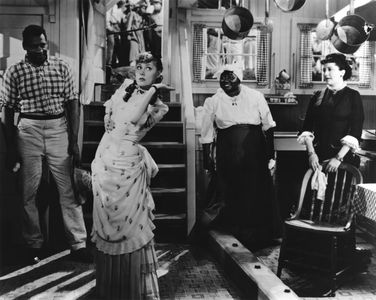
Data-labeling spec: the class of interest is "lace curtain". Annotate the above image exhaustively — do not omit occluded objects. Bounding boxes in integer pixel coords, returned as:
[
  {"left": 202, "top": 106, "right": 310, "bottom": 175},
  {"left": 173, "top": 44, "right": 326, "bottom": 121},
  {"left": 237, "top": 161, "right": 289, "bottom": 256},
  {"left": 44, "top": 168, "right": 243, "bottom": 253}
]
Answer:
[
  {"left": 256, "top": 26, "right": 271, "bottom": 87},
  {"left": 193, "top": 23, "right": 206, "bottom": 82},
  {"left": 357, "top": 41, "right": 372, "bottom": 88},
  {"left": 298, "top": 24, "right": 374, "bottom": 88},
  {"left": 192, "top": 23, "right": 271, "bottom": 86},
  {"left": 298, "top": 24, "right": 315, "bottom": 88}
]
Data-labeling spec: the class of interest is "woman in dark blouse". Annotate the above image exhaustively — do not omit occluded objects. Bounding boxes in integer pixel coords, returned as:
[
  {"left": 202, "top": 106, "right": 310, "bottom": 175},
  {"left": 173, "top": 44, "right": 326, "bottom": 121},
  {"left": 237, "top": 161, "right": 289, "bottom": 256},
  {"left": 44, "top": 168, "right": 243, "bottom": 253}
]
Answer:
[{"left": 298, "top": 53, "right": 364, "bottom": 172}]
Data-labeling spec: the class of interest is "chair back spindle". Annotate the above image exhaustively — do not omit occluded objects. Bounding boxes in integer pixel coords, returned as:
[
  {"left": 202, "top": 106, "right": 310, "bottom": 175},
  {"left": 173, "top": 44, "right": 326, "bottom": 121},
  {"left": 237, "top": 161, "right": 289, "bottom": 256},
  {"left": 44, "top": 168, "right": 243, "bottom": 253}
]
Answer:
[
  {"left": 333, "top": 171, "right": 347, "bottom": 222},
  {"left": 327, "top": 172, "right": 339, "bottom": 222},
  {"left": 294, "top": 161, "right": 362, "bottom": 227}
]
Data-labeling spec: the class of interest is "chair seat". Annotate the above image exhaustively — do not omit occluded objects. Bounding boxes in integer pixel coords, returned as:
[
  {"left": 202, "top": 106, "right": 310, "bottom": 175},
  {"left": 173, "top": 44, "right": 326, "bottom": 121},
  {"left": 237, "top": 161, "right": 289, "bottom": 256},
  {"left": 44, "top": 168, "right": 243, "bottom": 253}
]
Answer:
[
  {"left": 285, "top": 219, "right": 350, "bottom": 234},
  {"left": 278, "top": 162, "right": 363, "bottom": 296}
]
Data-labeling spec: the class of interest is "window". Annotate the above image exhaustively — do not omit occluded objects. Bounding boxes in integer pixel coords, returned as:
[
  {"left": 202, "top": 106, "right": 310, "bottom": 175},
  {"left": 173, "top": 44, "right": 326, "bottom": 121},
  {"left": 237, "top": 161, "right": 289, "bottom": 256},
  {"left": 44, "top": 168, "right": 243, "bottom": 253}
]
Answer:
[
  {"left": 298, "top": 23, "right": 374, "bottom": 88},
  {"left": 192, "top": 23, "right": 271, "bottom": 87},
  {"left": 197, "top": 0, "right": 237, "bottom": 9}
]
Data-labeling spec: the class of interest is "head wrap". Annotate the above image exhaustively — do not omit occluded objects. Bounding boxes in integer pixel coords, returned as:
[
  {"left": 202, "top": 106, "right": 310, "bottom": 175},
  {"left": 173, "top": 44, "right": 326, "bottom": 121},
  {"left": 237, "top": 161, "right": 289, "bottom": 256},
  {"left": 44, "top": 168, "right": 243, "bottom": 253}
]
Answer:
[{"left": 214, "top": 64, "right": 243, "bottom": 81}]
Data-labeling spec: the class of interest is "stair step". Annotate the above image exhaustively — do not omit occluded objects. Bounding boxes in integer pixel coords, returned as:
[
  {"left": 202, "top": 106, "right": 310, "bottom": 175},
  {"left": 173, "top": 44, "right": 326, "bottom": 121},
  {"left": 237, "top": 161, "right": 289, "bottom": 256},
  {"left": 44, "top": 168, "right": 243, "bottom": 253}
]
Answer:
[
  {"left": 151, "top": 166, "right": 186, "bottom": 188},
  {"left": 82, "top": 141, "right": 185, "bottom": 147},
  {"left": 87, "top": 101, "right": 181, "bottom": 107},
  {"left": 155, "top": 213, "right": 186, "bottom": 220},
  {"left": 83, "top": 122, "right": 183, "bottom": 143},
  {"left": 81, "top": 162, "right": 185, "bottom": 170},
  {"left": 95, "top": 84, "right": 173, "bottom": 102},
  {"left": 141, "top": 142, "right": 185, "bottom": 148},
  {"left": 151, "top": 187, "right": 186, "bottom": 194},
  {"left": 84, "top": 213, "right": 186, "bottom": 222},
  {"left": 84, "top": 101, "right": 181, "bottom": 122},
  {"left": 81, "top": 141, "right": 185, "bottom": 165},
  {"left": 157, "top": 164, "right": 185, "bottom": 169},
  {"left": 84, "top": 120, "right": 183, "bottom": 127}
]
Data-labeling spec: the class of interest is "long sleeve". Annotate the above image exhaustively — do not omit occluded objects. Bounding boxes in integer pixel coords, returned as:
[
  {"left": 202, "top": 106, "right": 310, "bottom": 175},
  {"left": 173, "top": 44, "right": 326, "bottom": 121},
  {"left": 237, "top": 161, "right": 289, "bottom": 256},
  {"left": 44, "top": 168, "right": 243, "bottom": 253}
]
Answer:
[
  {"left": 257, "top": 95, "right": 276, "bottom": 131},
  {"left": 302, "top": 93, "right": 319, "bottom": 133},
  {"left": 348, "top": 90, "right": 364, "bottom": 140},
  {"left": 63, "top": 61, "right": 78, "bottom": 102},
  {"left": 199, "top": 96, "right": 215, "bottom": 144},
  {"left": 140, "top": 99, "right": 169, "bottom": 129}
]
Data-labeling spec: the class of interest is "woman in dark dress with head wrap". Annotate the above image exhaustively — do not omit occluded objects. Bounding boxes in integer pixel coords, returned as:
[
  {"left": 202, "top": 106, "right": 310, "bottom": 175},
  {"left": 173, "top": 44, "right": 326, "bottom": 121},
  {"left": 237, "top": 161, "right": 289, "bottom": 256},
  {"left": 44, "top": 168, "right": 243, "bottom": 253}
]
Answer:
[{"left": 200, "top": 65, "right": 281, "bottom": 249}]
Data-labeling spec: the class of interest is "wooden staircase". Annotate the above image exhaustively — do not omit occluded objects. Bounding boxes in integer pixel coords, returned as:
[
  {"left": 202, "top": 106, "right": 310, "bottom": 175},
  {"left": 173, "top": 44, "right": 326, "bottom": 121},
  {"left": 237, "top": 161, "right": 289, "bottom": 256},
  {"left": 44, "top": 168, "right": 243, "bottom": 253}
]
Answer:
[{"left": 81, "top": 96, "right": 188, "bottom": 242}]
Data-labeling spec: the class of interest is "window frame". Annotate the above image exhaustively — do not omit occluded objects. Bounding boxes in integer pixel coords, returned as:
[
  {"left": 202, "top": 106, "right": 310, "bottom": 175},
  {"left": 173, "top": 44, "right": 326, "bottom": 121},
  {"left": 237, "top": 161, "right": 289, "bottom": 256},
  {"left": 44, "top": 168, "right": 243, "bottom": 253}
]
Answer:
[
  {"left": 291, "top": 17, "right": 376, "bottom": 95},
  {"left": 187, "top": 8, "right": 272, "bottom": 94}
]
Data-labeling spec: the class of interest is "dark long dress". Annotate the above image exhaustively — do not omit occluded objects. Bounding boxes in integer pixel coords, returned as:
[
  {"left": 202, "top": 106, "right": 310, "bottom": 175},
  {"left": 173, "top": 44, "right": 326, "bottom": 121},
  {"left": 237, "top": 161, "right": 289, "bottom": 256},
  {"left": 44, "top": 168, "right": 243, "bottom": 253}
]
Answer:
[
  {"left": 215, "top": 124, "right": 281, "bottom": 245},
  {"left": 302, "top": 86, "right": 364, "bottom": 166}
]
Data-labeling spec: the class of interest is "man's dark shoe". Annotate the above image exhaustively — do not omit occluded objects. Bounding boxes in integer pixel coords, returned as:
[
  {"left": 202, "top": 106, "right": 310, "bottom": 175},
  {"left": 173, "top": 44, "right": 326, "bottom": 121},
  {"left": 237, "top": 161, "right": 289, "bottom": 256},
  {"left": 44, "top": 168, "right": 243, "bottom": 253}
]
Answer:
[{"left": 70, "top": 248, "right": 93, "bottom": 263}]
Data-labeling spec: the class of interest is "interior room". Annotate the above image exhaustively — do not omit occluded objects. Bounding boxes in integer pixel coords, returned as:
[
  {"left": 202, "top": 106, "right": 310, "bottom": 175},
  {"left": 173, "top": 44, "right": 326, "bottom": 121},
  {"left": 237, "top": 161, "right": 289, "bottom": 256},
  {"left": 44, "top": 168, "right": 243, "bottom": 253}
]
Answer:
[{"left": 1, "top": 0, "right": 376, "bottom": 299}]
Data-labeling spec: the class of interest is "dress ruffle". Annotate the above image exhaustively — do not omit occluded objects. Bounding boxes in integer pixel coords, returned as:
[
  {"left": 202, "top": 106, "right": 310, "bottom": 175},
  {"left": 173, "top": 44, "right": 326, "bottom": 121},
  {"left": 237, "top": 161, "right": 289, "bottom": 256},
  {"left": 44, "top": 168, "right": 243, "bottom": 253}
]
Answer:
[
  {"left": 341, "top": 135, "right": 360, "bottom": 152},
  {"left": 297, "top": 131, "right": 315, "bottom": 145}
]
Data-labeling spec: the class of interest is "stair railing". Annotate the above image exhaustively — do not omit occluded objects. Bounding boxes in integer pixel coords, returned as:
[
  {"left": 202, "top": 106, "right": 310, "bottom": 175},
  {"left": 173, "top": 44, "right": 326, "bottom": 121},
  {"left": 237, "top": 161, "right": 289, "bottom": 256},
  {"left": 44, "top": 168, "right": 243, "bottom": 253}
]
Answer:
[{"left": 178, "top": 20, "right": 196, "bottom": 235}]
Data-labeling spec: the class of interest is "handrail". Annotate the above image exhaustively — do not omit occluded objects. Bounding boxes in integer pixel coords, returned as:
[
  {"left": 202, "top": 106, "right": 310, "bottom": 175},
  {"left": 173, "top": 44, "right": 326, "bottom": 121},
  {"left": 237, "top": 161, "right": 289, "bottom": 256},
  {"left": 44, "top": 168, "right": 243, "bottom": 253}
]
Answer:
[
  {"left": 178, "top": 20, "right": 196, "bottom": 235},
  {"left": 178, "top": 21, "right": 196, "bottom": 130}
]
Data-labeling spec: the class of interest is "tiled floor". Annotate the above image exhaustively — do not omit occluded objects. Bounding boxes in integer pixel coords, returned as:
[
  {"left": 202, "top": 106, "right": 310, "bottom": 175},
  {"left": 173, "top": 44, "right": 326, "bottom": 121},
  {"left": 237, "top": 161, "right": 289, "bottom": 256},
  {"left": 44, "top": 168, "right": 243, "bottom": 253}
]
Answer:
[
  {"left": 157, "top": 244, "right": 245, "bottom": 299},
  {"left": 0, "top": 244, "right": 244, "bottom": 300},
  {"left": 0, "top": 233, "right": 375, "bottom": 299},
  {"left": 254, "top": 231, "right": 376, "bottom": 299}
]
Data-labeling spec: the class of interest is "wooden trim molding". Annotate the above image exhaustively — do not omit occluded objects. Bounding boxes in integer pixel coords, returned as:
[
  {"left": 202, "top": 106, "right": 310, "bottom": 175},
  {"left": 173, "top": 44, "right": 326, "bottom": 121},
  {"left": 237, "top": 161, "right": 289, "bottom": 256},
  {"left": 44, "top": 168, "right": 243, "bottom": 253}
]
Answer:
[
  {"left": 0, "top": 6, "right": 48, "bottom": 15},
  {"left": 48, "top": 0, "right": 56, "bottom": 23}
]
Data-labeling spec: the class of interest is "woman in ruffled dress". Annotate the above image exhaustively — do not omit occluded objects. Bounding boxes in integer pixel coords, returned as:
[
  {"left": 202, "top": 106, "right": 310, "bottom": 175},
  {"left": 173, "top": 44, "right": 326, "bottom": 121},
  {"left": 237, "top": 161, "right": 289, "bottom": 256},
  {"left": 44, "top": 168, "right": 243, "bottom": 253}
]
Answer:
[
  {"left": 298, "top": 53, "right": 364, "bottom": 171},
  {"left": 91, "top": 52, "right": 173, "bottom": 299}
]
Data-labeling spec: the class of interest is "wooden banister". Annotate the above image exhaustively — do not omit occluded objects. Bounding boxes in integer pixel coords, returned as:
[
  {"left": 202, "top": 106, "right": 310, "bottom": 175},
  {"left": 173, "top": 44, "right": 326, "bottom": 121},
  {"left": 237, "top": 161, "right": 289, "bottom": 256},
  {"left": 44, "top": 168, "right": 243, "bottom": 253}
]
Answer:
[{"left": 178, "top": 20, "right": 196, "bottom": 235}]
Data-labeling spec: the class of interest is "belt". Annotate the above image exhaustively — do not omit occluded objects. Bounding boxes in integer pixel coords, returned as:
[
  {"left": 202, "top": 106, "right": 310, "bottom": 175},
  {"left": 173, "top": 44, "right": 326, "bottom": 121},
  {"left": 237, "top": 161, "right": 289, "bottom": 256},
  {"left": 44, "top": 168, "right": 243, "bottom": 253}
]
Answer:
[{"left": 19, "top": 112, "right": 65, "bottom": 120}]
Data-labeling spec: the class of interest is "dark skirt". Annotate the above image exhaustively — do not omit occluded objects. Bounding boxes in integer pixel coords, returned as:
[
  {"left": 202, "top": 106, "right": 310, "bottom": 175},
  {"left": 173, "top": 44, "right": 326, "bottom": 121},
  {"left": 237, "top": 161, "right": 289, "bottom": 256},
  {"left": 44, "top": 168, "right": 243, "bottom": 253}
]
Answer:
[
  {"left": 95, "top": 242, "right": 159, "bottom": 300},
  {"left": 215, "top": 124, "right": 281, "bottom": 242}
]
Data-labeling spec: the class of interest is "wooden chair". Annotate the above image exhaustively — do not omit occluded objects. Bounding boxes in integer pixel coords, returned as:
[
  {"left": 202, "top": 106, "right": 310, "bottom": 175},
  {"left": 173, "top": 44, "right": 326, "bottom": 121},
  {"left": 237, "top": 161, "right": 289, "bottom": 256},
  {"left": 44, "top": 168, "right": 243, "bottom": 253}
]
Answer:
[{"left": 277, "top": 161, "right": 363, "bottom": 296}]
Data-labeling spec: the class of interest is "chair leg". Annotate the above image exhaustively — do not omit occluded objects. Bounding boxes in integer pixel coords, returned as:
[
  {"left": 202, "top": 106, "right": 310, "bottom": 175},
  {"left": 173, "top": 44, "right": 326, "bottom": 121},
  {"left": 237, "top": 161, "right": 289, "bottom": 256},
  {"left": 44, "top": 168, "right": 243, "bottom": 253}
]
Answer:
[
  {"left": 277, "top": 237, "right": 287, "bottom": 277},
  {"left": 277, "top": 262, "right": 283, "bottom": 277},
  {"left": 330, "top": 236, "right": 338, "bottom": 297}
]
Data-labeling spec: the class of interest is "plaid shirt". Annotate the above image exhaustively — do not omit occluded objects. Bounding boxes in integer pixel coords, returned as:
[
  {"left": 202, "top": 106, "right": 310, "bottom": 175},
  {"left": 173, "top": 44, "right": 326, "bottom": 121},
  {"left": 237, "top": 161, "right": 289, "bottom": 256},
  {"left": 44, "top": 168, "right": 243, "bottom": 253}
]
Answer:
[{"left": 0, "top": 56, "right": 78, "bottom": 114}]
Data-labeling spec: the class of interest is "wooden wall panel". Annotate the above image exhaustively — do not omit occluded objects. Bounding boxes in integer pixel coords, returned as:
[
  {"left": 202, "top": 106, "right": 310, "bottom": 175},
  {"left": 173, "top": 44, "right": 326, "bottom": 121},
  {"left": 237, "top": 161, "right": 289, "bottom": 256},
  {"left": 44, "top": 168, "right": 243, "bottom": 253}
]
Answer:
[
  {"left": 0, "top": 0, "right": 48, "bottom": 5},
  {"left": 194, "top": 92, "right": 376, "bottom": 130}
]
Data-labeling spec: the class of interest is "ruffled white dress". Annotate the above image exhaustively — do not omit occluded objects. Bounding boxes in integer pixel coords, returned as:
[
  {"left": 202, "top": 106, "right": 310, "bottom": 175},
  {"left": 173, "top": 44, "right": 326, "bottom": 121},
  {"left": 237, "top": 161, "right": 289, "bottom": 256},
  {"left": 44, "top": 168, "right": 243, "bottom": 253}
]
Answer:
[{"left": 91, "top": 79, "right": 168, "bottom": 300}]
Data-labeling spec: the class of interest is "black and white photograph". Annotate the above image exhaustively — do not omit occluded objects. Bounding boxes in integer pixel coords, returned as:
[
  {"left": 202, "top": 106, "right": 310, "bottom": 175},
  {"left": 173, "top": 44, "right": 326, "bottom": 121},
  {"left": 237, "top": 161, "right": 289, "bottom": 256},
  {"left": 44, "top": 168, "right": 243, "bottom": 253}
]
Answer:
[{"left": 1, "top": 0, "right": 376, "bottom": 299}]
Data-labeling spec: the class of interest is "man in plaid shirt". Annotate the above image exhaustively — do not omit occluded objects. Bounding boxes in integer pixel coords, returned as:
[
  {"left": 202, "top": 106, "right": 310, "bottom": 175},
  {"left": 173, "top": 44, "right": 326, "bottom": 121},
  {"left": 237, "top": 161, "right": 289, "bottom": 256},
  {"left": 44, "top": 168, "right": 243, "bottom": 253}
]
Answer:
[{"left": 0, "top": 25, "right": 92, "bottom": 264}]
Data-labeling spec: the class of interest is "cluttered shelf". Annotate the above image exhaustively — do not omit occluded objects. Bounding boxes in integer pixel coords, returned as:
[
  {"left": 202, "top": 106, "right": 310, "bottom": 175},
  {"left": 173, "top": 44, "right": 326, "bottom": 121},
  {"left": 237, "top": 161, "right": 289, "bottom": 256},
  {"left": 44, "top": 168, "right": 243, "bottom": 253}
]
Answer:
[{"left": 265, "top": 94, "right": 298, "bottom": 105}]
